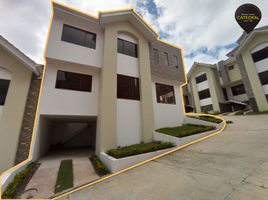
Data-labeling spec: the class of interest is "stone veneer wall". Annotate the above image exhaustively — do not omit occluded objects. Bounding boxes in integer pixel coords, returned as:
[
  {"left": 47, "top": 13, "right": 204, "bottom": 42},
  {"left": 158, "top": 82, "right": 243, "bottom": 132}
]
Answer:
[{"left": 14, "top": 73, "right": 42, "bottom": 164}]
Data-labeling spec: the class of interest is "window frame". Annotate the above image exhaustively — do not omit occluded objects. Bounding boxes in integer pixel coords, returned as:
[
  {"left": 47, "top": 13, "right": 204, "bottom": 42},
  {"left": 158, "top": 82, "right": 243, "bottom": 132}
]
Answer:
[
  {"left": 231, "top": 84, "right": 246, "bottom": 96},
  {"left": 198, "top": 88, "right": 211, "bottom": 100},
  {"left": 55, "top": 70, "right": 93, "bottom": 93},
  {"left": 117, "top": 74, "right": 140, "bottom": 101},
  {"left": 155, "top": 83, "right": 176, "bottom": 105},
  {"left": 228, "top": 65, "right": 234, "bottom": 70},
  {"left": 0, "top": 79, "right": 11, "bottom": 106},
  {"left": 61, "top": 24, "right": 97, "bottom": 49},
  {"left": 252, "top": 46, "right": 268, "bottom": 63},
  {"left": 117, "top": 38, "right": 138, "bottom": 58},
  {"left": 173, "top": 55, "right": 178, "bottom": 68},
  {"left": 153, "top": 48, "right": 159, "bottom": 64},
  {"left": 164, "top": 52, "right": 169, "bottom": 66},
  {"left": 195, "top": 73, "right": 207, "bottom": 84}
]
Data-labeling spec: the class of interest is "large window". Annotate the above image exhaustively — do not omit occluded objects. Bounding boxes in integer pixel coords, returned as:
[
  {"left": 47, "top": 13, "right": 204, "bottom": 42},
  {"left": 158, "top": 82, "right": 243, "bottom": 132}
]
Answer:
[
  {"left": 0, "top": 79, "right": 10, "bottom": 105},
  {"left": 117, "top": 38, "right": 138, "bottom": 58},
  {"left": 252, "top": 46, "right": 268, "bottom": 63},
  {"left": 231, "top": 84, "right": 246, "bottom": 96},
  {"left": 228, "top": 65, "right": 234, "bottom": 70},
  {"left": 155, "top": 83, "right": 176, "bottom": 104},
  {"left": 117, "top": 74, "right": 140, "bottom": 100},
  {"left": 258, "top": 70, "right": 268, "bottom": 85},
  {"left": 61, "top": 24, "right": 96, "bottom": 49},
  {"left": 173, "top": 55, "right": 178, "bottom": 68},
  {"left": 164, "top": 52, "right": 169, "bottom": 66},
  {"left": 195, "top": 73, "right": 207, "bottom": 84},
  {"left": 198, "top": 88, "right": 210, "bottom": 100},
  {"left": 55, "top": 70, "right": 92, "bottom": 92}
]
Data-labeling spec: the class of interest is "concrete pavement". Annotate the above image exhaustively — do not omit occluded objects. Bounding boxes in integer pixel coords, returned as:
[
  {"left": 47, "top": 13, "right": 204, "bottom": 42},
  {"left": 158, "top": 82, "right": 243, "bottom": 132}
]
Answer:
[{"left": 58, "top": 115, "right": 268, "bottom": 200}]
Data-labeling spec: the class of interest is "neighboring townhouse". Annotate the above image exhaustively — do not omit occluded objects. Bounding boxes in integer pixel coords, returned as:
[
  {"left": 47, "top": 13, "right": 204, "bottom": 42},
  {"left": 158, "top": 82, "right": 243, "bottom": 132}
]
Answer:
[
  {"left": 0, "top": 36, "right": 42, "bottom": 173},
  {"left": 29, "top": 2, "right": 186, "bottom": 162},
  {"left": 184, "top": 26, "right": 268, "bottom": 113}
]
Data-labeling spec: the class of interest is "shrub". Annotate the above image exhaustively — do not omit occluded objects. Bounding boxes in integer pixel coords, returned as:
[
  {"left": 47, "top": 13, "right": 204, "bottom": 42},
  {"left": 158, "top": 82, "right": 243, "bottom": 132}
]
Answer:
[
  {"left": 89, "top": 155, "right": 110, "bottom": 176},
  {"left": 107, "top": 141, "right": 174, "bottom": 159},
  {"left": 156, "top": 124, "right": 215, "bottom": 138},
  {"left": 54, "top": 159, "right": 73, "bottom": 193},
  {"left": 2, "top": 164, "right": 33, "bottom": 199}
]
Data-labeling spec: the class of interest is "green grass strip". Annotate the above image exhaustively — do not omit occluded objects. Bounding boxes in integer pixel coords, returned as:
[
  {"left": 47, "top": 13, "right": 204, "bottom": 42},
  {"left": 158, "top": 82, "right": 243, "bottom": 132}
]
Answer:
[
  {"left": 156, "top": 124, "right": 215, "bottom": 138},
  {"left": 89, "top": 155, "right": 110, "bottom": 176},
  {"left": 107, "top": 141, "right": 174, "bottom": 159},
  {"left": 54, "top": 159, "right": 73, "bottom": 194}
]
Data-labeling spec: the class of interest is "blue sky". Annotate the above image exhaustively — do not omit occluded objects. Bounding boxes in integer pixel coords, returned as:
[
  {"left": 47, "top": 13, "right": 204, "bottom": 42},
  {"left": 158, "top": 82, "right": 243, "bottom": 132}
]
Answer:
[{"left": 0, "top": 0, "right": 267, "bottom": 71}]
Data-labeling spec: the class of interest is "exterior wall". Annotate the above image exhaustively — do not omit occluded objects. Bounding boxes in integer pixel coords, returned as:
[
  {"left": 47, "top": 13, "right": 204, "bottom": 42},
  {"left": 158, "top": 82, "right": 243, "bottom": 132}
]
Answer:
[
  {"left": 152, "top": 77, "right": 184, "bottom": 129},
  {"left": 225, "top": 83, "right": 249, "bottom": 102},
  {"left": 38, "top": 59, "right": 100, "bottom": 116},
  {"left": 227, "top": 63, "right": 242, "bottom": 83},
  {"left": 116, "top": 32, "right": 142, "bottom": 147},
  {"left": 149, "top": 41, "right": 185, "bottom": 82},
  {"left": 240, "top": 34, "right": 268, "bottom": 111},
  {"left": 96, "top": 21, "right": 155, "bottom": 154},
  {"left": 15, "top": 74, "right": 42, "bottom": 164},
  {"left": 190, "top": 65, "right": 221, "bottom": 113},
  {"left": 0, "top": 46, "right": 32, "bottom": 173},
  {"left": 46, "top": 12, "right": 103, "bottom": 68}
]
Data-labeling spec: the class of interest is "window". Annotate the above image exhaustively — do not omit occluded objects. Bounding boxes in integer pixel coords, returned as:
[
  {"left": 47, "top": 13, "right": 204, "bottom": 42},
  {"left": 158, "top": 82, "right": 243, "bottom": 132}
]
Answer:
[
  {"left": 258, "top": 70, "right": 268, "bottom": 85},
  {"left": 222, "top": 88, "right": 228, "bottom": 101},
  {"left": 231, "top": 84, "right": 246, "bottom": 96},
  {"left": 195, "top": 73, "right": 207, "bottom": 84},
  {"left": 55, "top": 70, "right": 92, "bottom": 92},
  {"left": 61, "top": 24, "right": 96, "bottom": 49},
  {"left": 0, "top": 79, "right": 10, "bottom": 105},
  {"left": 153, "top": 48, "right": 159, "bottom": 64},
  {"left": 164, "top": 52, "right": 169, "bottom": 66},
  {"left": 201, "top": 104, "right": 213, "bottom": 112},
  {"left": 228, "top": 65, "right": 234, "bottom": 70},
  {"left": 198, "top": 88, "right": 211, "bottom": 100},
  {"left": 252, "top": 47, "right": 268, "bottom": 63},
  {"left": 117, "top": 74, "right": 140, "bottom": 100},
  {"left": 117, "top": 38, "right": 138, "bottom": 58},
  {"left": 173, "top": 55, "right": 178, "bottom": 68},
  {"left": 155, "top": 83, "right": 176, "bottom": 104}
]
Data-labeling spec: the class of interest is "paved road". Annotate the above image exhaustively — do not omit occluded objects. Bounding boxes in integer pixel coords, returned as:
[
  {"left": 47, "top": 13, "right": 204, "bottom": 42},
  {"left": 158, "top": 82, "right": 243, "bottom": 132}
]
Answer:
[{"left": 59, "top": 115, "right": 268, "bottom": 200}]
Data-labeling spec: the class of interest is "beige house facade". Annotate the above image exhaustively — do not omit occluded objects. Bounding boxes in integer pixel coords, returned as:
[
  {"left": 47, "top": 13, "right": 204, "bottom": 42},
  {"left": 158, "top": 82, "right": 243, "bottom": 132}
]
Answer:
[{"left": 185, "top": 26, "right": 268, "bottom": 113}]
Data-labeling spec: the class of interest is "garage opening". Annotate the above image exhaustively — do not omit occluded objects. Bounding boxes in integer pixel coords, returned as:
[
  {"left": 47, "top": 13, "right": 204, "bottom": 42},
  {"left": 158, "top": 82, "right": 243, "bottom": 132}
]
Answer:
[{"left": 36, "top": 115, "right": 97, "bottom": 159}]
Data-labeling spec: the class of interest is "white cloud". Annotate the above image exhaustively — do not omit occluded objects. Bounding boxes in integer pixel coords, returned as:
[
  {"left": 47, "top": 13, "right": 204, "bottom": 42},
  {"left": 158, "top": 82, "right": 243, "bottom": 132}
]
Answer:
[{"left": 0, "top": 0, "right": 267, "bottom": 71}]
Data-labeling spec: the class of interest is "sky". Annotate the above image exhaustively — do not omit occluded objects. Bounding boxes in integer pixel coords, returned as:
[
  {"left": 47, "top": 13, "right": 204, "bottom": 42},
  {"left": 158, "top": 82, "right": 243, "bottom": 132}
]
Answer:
[{"left": 0, "top": 0, "right": 267, "bottom": 72}]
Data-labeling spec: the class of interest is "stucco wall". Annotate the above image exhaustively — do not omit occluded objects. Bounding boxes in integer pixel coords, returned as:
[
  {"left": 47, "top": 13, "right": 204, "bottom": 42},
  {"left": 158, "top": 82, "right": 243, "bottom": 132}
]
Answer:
[
  {"left": 0, "top": 46, "right": 32, "bottom": 173},
  {"left": 0, "top": 67, "right": 12, "bottom": 120},
  {"left": 240, "top": 34, "right": 268, "bottom": 111},
  {"left": 227, "top": 63, "right": 242, "bottom": 83}
]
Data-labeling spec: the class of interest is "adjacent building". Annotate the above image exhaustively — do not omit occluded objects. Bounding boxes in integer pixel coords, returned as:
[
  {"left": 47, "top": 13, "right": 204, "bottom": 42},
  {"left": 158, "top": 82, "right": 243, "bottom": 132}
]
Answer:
[
  {"left": 185, "top": 26, "right": 268, "bottom": 113},
  {"left": 28, "top": 2, "right": 186, "bottom": 161},
  {"left": 0, "top": 36, "right": 42, "bottom": 173}
]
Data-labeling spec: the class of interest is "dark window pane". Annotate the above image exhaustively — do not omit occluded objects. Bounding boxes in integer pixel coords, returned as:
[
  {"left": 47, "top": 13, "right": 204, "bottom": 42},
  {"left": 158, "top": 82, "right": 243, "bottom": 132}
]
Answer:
[
  {"left": 252, "top": 47, "right": 268, "bottom": 63},
  {"left": 201, "top": 104, "right": 213, "bottom": 112},
  {"left": 164, "top": 52, "right": 169, "bottom": 66},
  {"left": 173, "top": 55, "right": 178, "bottom": 68},
  {"left": 155, "top": 83, "right": 176, "bottom": 104},
  {"left": 61, "top": 24, "right": 96, "bottom": 49},
  {"left": 258, "top": 70, "right": 268, "bottom": 85},
  {"left": 231, "top": 84, "right": 246, "bottom": 96},
  {"left": 0, "top": 79, "right": 10, "bottom": 105},
  {"left": 195, "top": 73, "right": 207, "bottom": 84},
  {"left": 117, "top": 38, "right": 137, "bottom": 58},
  {"left": 55, "top": 70, "right": 92, "bottom": 92},
  {"left": 153, "top": 48, "right": 159, "bottom": 64},
  {"left": 198, "top": 88, "right": 211, "bottom": 100},
  {"left": 117, "top": 74, "right": 140, "bottom": 100},
  {"left": 228, "top": 65, "right": 234, "bottom": 70},
  {"left": 222, "top": 88, "right": 228, "bottom": 100}
]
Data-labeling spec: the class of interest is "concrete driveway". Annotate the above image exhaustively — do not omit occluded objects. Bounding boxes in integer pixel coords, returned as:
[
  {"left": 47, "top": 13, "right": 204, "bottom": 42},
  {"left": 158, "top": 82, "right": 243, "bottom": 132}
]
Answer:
[{"left": 58, "top": 115, "right": 268, "bottom": 200}]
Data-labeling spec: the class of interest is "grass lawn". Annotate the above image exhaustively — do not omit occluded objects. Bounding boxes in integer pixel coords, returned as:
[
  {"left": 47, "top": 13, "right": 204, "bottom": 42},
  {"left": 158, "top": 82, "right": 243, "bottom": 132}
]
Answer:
[
  {"left": 189, "top": 115, "right": 223, "bottom": 124},
  {"left": 246, "top": 110, "right": 268, "bottom": 115},
  {"left": 156, "top": 124, "right": 215, "bottom": 138},
  {"left": 89, "top": 155, "right": 110, "bottom": 176},
  {"left": 107, "top": 141, "right": 174, "bottom": 159},
  {"left": 54, "top": 159, "right": 73, "bottom": 194}
]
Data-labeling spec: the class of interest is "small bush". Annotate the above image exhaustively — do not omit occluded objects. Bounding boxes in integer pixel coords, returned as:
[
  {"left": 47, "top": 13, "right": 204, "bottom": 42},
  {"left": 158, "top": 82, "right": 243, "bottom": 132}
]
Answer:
[
  {"left": 189, "top": 115, "right": 222, "bottom": 124},
  {"left": 89, "top": 155, "right": 110, "bottom": 176},
  {"left": 54, "top": 159, "right": 73, "bottom": 193},
  {"left": 107, "top": 141, "right": 174, "bottom": 159},
  {"left": 2, "top": 164, "right": 33, "bottom": 199},
  {"left": 156, "top": 124, "right": 215, "bottom": 138}
]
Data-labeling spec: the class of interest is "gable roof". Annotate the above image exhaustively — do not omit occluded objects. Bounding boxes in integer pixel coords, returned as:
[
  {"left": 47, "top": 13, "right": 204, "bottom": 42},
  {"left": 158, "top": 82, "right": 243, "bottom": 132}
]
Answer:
[
  {"left": 0, "top": 36, "right": 39, "bottom": 75},
  {"left": 187, "top": 62, "right": 215, "bottom": 78}
]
